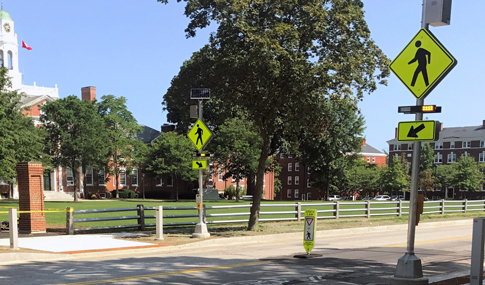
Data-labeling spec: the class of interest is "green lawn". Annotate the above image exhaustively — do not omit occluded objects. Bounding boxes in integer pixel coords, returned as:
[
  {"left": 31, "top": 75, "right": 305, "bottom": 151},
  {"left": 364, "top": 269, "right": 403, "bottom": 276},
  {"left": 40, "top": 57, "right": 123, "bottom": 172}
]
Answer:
[{"left": 0, "top": 199, "right": 483, "bottom": 232}]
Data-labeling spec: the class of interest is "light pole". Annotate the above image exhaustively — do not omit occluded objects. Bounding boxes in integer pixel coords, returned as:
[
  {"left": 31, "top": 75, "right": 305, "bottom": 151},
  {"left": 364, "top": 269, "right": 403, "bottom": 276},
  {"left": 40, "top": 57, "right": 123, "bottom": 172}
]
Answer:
[{"left": 142, "top": 173, "right": 145, "bottom": 200}]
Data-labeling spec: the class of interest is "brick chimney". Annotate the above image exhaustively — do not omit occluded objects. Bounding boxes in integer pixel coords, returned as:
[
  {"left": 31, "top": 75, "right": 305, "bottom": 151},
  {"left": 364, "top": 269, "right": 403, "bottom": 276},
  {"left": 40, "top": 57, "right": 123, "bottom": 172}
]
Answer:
[
  {"left": 161, "top": 124, "right": 175, "bottom": 133},
  {"left": 395, "top": 127, "right": 398, "bottom": 139},
  {"left": 441, "top": 123, "right": 444, "bottom": 131},
  {"left": 482, "top": 120, "right": 485, "bottom": 129},
  {"left": 81, "top": 86, "right": 96, "bottom": 101}
]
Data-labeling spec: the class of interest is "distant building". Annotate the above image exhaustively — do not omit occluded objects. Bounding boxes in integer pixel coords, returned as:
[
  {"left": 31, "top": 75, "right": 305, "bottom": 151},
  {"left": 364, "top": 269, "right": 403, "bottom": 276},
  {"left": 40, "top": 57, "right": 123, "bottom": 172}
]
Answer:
[{"left": 387, "top": 120, "right": 485, "bottom": 200}]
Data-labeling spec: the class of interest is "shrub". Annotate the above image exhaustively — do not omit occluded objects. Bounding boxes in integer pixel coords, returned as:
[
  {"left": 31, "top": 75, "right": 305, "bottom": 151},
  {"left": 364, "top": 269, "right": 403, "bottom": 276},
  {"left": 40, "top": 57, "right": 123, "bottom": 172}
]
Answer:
[
  {"left": 118, "top": 189, "right": 136, "bottom": 199},
  {"left": 224, "top": 185, "right": 246, "bottom": 200}
]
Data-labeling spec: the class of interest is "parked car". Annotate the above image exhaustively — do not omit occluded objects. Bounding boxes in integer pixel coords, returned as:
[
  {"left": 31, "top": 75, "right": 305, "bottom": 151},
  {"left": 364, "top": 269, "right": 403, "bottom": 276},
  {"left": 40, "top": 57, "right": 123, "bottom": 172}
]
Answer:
[
  {"left": 340, "top": 196, "right": 351, "bottom": 201},
  {"left": 391, "top": 195, "right": 404, "bottom": 201},
  {"left": 328, "top": 195, "right": 341, "bottom": 201},
  {"left": 373, "top": 195, "right": 391, "bottom": 201}
]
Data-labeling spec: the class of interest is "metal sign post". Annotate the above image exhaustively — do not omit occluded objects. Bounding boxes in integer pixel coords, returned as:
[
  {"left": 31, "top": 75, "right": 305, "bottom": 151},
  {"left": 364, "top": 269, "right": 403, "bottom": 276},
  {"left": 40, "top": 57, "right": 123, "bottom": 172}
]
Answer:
[{"left": 191, "top": 92, "right": 211, "bottom": 238}]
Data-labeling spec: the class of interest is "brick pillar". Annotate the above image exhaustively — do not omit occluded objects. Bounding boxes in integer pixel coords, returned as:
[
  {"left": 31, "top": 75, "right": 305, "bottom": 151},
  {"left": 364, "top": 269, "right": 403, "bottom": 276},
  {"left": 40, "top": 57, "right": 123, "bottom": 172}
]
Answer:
[
  {"left": 16, "top": 162, "right": 46, "bottom": 234},
  {"left": 81, "top": 86, "right": 96, "bottom": 101}
]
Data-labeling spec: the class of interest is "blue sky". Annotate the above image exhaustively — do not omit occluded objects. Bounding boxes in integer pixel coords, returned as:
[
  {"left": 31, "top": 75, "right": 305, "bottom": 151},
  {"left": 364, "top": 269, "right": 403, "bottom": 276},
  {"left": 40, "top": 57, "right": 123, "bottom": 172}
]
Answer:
[{"left": 10, "top": 1, "right": 482, "bottom": 153}]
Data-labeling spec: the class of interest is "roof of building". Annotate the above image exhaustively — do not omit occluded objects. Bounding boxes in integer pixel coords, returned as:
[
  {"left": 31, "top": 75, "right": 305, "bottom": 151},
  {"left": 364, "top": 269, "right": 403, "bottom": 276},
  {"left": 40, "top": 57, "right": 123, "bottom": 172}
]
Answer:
[
  {"left": 360, "top": 143, "right": 386, "bottom": 157},
  {"left": 387, "top": 124, "right": 485, "bottom": 144},
  {"left": 0, "top": 10, "right": 11, "bottom": 20},
  {"left": 137, "top": 125, "right": 161, "bottom": 144},
  {"left": 20, "top": 95, "right": 56, "bottom": 108}
]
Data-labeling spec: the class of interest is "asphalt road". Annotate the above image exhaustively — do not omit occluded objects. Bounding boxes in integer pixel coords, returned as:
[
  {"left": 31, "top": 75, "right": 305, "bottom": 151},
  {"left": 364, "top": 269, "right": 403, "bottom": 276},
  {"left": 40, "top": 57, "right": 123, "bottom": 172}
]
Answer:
[{"left": 0, "top": 221, "right": 474, "bottom": 285}]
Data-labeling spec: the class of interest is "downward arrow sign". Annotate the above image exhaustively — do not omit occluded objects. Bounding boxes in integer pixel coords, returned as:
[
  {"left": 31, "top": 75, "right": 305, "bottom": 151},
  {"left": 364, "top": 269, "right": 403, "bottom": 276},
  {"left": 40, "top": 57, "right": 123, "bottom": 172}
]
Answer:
[{"left": 407, "top": 124, "right": 425, "bottom": 138}]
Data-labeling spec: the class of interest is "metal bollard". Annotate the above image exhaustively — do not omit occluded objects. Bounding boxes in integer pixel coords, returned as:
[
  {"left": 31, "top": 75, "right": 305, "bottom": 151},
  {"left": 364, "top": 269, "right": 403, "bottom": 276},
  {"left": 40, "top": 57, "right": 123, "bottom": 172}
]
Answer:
[
  {"left": 9, "top": 208, "right": 18, "bottom": 250},
  {"left": 470, "top": 218, "right": 485, "bottom": 285},
  {"left": 155, "top": 206, "right": 163, "bottom": 240}
]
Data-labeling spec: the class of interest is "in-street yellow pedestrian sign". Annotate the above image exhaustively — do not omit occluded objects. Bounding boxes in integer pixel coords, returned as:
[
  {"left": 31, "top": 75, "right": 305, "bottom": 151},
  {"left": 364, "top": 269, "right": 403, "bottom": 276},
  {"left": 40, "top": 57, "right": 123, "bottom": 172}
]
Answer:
[
  {"left": 398, "top": 120, "right": 440, "bottom": 142},
  {"left": 303, "top": 209, "right": 317, "bottom": 254},
  {"left": 390, "top": 29, "right": 457, "bottom": 100},
  {"left": 188, "top": 119, "right": 212, "bottom": 151},
  {"left": 192, "top": 160, "right": 207, "bottom": 170}
]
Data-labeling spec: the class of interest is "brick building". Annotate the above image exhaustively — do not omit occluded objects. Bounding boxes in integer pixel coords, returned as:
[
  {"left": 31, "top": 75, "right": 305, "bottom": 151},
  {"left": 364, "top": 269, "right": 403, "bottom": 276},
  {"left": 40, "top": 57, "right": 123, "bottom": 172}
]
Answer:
[{"left": 387, "top": 120, "right": 485, "bottom": 200}]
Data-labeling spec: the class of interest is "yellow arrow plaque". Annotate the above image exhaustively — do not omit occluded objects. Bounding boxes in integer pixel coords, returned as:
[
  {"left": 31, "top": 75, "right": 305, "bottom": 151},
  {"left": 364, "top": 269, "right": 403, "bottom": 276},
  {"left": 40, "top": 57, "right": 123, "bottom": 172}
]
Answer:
[
  {"left": 398, "top": 120, "right": 440, "bottom": 142},
  {"left": 390, "top": 29, "right": 457, "bottom": 100},
  {"left": 187, "top": 119, "right": 212, "bottom": 151},
  {"left": 192, "top": 160, "right": 207, "bottom": 170}
]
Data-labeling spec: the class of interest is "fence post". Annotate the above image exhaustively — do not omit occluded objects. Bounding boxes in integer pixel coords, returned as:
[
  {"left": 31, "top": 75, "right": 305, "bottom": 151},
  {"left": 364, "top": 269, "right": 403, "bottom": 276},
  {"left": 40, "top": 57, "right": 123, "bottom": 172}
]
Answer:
[
  {"left": 137, "top": 204, "right": 145, "bottom": 231},
  {"left": 398, "top": 200, "right": 402, "bottom": 217},
  {"left": 441, "top": 199, "right": 445, "bottom": 215},
  {"left": 66, "top": 207, "right": 74, "bottom": 235},
  {"left": 464, "top": 199, "right": 468, "bottom": 213},
  {"left": 203, "top": 204, "right": 207, "bottom": 223},
  {"left": 295, "top": 202, "right": 301, "bottom": 221},
  {"left": 155, "top": 205, "right": 163, "bottom": 240},
  {"left": 9, "top": 208, "right": 18, "bottom": 250},
  {"left": 333, "top": 201, "right": 339, "bottom": 219},
  {"left": 366, "top": 200, "right": 371, "bottom": 218}
]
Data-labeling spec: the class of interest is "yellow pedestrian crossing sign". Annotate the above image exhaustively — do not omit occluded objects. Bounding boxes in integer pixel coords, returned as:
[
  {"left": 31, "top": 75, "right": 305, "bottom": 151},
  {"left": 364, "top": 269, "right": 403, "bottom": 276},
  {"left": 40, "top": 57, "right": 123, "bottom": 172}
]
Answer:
[
  {"left": 390, "top": 28, "right": 457, "bottom": 100},
  {"left": 303, "top": 209, "right": 317, "bottom": 254},
  {"left": 188, "top": 119, "right": 212, "bottom": 151},
  {"left": 192, "top": 160, "right": 207, "bottom": 170},
  {"left": 397, "top": 120, "right": 440, "bottom": 142}
]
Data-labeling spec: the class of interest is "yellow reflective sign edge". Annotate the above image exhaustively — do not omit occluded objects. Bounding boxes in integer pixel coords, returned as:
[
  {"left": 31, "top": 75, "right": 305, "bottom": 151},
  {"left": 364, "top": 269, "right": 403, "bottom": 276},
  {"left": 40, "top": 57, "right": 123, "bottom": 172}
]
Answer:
[
  {"left": 397, "top": 120, "right": 440, "bottom": 142},
  {"left": 390, "top": 28, "right": 457, "bottom": 100},
  {"left": 187, "top": 119, "right": 213, "bottom": 151},
  {"left": 303, "top": 209, "right": 317, "bottom": 254},
  {"left": 192, "top": 160, "right": 207, "bottom": 169}
]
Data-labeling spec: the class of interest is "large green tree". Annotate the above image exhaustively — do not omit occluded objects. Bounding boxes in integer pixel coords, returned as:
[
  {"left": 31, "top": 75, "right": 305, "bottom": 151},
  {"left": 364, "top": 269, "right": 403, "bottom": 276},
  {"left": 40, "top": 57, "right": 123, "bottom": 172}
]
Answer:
[
  {"left": 345, "top": 159, "right": 381, "bottom": 197},
  {"left": 41, "top": 96, "right": 106, "bottom": 202},
  {"left": 159, "top": 0, "right": 389, "bottom": 230},
  {"left": 451, "top": 156, "right": 484, "bottom": 194},
  {"left": 97, "top": 95, "right": 146, "bottom": 198},
  {"left": 419, "top": 143, "right": 434, "bottom": 173},
  {"left": 146, "top": 131, "right": 198, "bottom": 200},
  {"left": 210, "top": 118, "right": 262, "bottom": 202},
  {"left": 434, "top": 164, "right": 455, "bottom": 192},
  {"left": 379, "top": 155, "right": 410, "bottom": 195},
  {"left": 0, "top": 67, "right": 48, "bottom": 185}
]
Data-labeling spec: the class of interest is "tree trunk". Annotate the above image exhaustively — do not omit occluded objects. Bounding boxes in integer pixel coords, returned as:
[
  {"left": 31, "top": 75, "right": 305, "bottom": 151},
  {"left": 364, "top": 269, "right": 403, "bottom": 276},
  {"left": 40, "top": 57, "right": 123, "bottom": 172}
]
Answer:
[
  {"left": 115, "top": 173, "right": 119, "bottom": 198},
  {"left": 248, "top": 132, "right": 271, "bottom": 231},
  {"left": 82, "top": 166, "right": 87, "bottom": 199},
  {"left": 176, "top": 175, "right": 179, "bottom": 201},
  {"left": 235, "top": 180, "right": 240, "bottom": 202},
  {"left": 72, "top": 162, "right": 78, "bottom": 203}
]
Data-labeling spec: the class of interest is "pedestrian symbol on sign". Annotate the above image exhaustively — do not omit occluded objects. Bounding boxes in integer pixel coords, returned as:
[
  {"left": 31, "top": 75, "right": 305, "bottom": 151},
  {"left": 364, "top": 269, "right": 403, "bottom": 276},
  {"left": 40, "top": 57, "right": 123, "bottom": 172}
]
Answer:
[{"left": 408, "top": 41, "right": 431, "bottom": 87}]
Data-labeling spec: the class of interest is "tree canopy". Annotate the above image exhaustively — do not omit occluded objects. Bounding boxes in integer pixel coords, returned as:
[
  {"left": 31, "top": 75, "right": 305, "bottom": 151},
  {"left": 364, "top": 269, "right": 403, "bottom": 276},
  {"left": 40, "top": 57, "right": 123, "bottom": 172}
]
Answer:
[
  {"left": 159, "top": 0, "right": 389, "bottom": 229},
  {"left": 0, "top": 67, "right": 48, "bottom": 183}
]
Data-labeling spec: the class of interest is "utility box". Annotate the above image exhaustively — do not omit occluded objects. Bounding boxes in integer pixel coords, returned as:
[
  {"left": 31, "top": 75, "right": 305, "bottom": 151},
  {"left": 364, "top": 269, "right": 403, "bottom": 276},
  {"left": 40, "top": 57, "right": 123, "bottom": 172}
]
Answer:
[{"left": 425, "top": 0, "right": 452, "bottom": 27}]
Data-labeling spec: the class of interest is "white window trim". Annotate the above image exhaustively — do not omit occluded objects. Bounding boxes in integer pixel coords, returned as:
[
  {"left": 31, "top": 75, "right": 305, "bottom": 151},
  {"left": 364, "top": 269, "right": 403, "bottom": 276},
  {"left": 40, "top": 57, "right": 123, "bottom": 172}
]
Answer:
[
  {"left": 280, "top": 153, "right": 284, "bottom": 159},
  {"left": 450, "top": 141, "right": 455, "bottom": 149},
  {"left": 98, "top": 169, "right": 106, "bottom": 186},
  {"left": 435, "top": 142, "right": 443, "bottom": 149},
  {"left": 156, "top": 177, "right": 163, "bottom": 186},
  {"left": 295, "top": 176, "right": 299, "bottom": 185},
  {"left": 463, "top": 141, "right": 471, "bottom": 148},
  {"left": 434, "top": 152, "right": 442, "bottom": 164},
  {"left": 287, "top": 189, "right": 292, "bottom": 198},
  {"left": 218, "top": 170, "right": 223, "bottom": 181},
  {"left": 287, "top": 176, "right": 292, "bottom": 185},
  {"left": 167, "top": 175, "right": 174, "bottom": 187},
  {"left": 295, "top": 163, "right": 299, "bottom": 172},
  {"left": 67, "top": 168, "right": 74, "bottom": 186},
  {"left": 481, "top": 141, "right": 485, "bottom": 148},
  {"left": 288, "top": 163, "right": 292, "bottom": 172},
  {"left": 288, "top": 154, "right": 293, "bottom": 159},
  {"left": 480, "top": 152, "right": 485, "bottom": 163},
  {"left": 447, "top": 152, "right": 456, "bottom": 163},
  {"left": 307, "top": 179, "right": 311, "bottom": 188},
  {"left": 372, "top": 157, "right": 376, "bottom": 163},
  {"left": 294, "top": 189, "right": 299, "bottom": 198},
  {"left": 408, "top": 144, "right": 412, "bottom": 150}
]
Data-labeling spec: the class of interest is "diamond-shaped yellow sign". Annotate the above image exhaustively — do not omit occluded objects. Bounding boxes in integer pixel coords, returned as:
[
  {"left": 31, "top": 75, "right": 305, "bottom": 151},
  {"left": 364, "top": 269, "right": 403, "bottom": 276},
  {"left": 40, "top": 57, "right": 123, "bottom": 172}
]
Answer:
[
  {"left": 390, "top": 29, "right": 457, "bottom": 100},
  {"left": 188, "top": 119, "right": 212, "bottom": 151}
]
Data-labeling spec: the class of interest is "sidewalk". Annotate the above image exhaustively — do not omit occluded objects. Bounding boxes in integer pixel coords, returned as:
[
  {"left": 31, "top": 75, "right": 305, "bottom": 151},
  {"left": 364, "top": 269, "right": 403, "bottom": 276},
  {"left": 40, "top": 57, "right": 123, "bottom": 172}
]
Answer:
[{"left": 0, "top": 220, "right": 475, "bottom": 284}]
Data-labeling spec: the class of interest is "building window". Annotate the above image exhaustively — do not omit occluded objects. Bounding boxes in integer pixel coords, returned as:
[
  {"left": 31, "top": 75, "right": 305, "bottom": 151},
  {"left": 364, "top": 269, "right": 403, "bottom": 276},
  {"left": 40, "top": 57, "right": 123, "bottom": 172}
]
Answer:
[
  {"left": 295, "top": 162, "right": 299, "bottom": 171},
  {"left": 462, "top": 152, "right": 469, "bottom": 157},
  {"left": 295, "top": 176, "right": 299, "bottom": 185},
  {"left": 480, "top": 152, "right": 485, "bottom": 163},
  {"left": 118, "top": 171, "right": 126, "bottom": 186},
  {"left": 307, "top": 193, "right": 311, "bottom": 200},
  {"left": 463, "top": 141, "right": 471, "bottom": 148},
  {"left": 366, "top": 157, "right": 370, "bottom": 162},
  {"left": 434, "top": 153, "right": 442, "bottom": 163},
  {"left": 0, "top": 180, "right": 7, "bottom": 185},
  {"left": 288, "top": 163, "right": 293, "bottom": 172},
  {"left": 481, "top": 141, "right": 485, "bottom": 148},
  {"left": 131, "top": 169, "right": 138, "bottom": 186},
  {"left": 7, "top": 51, "right": 12, "bottom": 70},
  {"left": 447, "top": 152, "right": 456, "bottom": 163},
  {"left": 372, "top": 157, "right": 376, "bottom": 163},
  {"left": 435, "top": 142, "right": 443, "bottom": 149},
  {"left": 67, "top": 168, "right": 74, "bottom": 186},
  {"left": 98, "top": 169, "right": 105, "bottom": 185},
  {"left": 288, "top": 154, "right": 293, "bottom": 158},
  {"left": 408, "top": 144, "right": 412, "bottom": 150},
  {"left": 167, "top": 176, "right": 173, "bottom": 187},
  {"left": 393, "top": 144, "right": 401, "bottom": 151},
  {"left": 450, "top": 141, "right": 455, "bottom": 149},
  {"left": 307, "top": 179, "right": 311, "bottom": 188},
  {"left": 294, "top": 189, "right": 299, "bottom": 198},
  {"left": 287, "top": 189, "right": 292, "bottom": 198},
  {"left": 156, "top": 177, "right": 163, "bottom": 186},
  {"left": 85, "top": 166, "right": 93, "bottom": 186},
  {"left": 218, "top": 170, "right": 223, "bottom": 181},
  {"left": 280, "top": 153, "right": 284, "bottom": 159},
  {"left": 287, "top": 176, "right": 292, "bottom": 185}
]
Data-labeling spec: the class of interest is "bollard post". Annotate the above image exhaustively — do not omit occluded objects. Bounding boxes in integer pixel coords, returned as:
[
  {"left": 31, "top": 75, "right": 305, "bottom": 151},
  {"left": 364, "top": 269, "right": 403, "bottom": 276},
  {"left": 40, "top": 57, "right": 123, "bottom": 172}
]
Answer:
[
  {"left": 155, "top": 206, "right": 163, "bottom": 240},
  {"left": 66, "top": 207, "right": 74, "bottom": 235},
  {"left": 137, "top": 204, "right": 145, "bottom": 231},
  {"left": 398, "top": 200, "right": 403, "bottom": 217},
  {"left": 366, "top": 200, "right": 371, "bottom": 219},
  {"left": 470, "top": 218, "right": 485, "bottom": 285},
  {"left": 463, "top": 199, "right": 467, "bottom": 213},
  {"left": 441, "top": 199, "right": 445, "bottom": 215},
  {"left": 296, "top": 202, "right": 301, "bottom": 221},
  {"left": 9, "top": 208, "right": 18, "bottom": 250}
]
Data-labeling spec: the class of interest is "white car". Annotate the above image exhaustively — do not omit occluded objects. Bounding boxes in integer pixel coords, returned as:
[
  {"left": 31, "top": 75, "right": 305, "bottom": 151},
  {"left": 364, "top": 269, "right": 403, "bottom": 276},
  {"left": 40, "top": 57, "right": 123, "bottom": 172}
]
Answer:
[
  {"left": 373, "top": 195, "right": 391, "bottom": 201},
  {"left": 328, "top": 195, "right": 341, "bottom": 201}
]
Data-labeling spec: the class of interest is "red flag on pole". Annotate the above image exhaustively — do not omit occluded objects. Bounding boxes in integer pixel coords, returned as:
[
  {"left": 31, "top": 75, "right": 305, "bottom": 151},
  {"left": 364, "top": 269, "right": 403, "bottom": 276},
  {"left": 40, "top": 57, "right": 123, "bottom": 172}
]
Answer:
[{"left": 21, "top": 40, "right": 32, "bottom": 50}]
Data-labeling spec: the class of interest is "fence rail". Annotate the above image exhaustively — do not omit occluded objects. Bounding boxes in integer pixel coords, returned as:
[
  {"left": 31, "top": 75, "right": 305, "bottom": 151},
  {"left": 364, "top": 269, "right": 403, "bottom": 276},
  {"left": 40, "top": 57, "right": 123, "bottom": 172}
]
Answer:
[{"left": 65, "top": 199, "right": 485, "bottom": 235}]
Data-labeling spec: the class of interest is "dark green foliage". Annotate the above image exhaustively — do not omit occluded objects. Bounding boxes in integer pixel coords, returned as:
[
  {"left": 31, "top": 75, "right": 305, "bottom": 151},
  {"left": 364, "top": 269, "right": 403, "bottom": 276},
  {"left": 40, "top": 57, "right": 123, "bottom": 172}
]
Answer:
[
  {"left": 0, "top": 67, "right": 49, "bottom": 183},
  {"left": 451, "top": 156, "right": 484, "bottom": 191},
  {"left": 118, "top": 189, "right": 136, "bottom": 199},
  {"left": 379, "top": 155, "right": 410, "bottom": 194}
]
